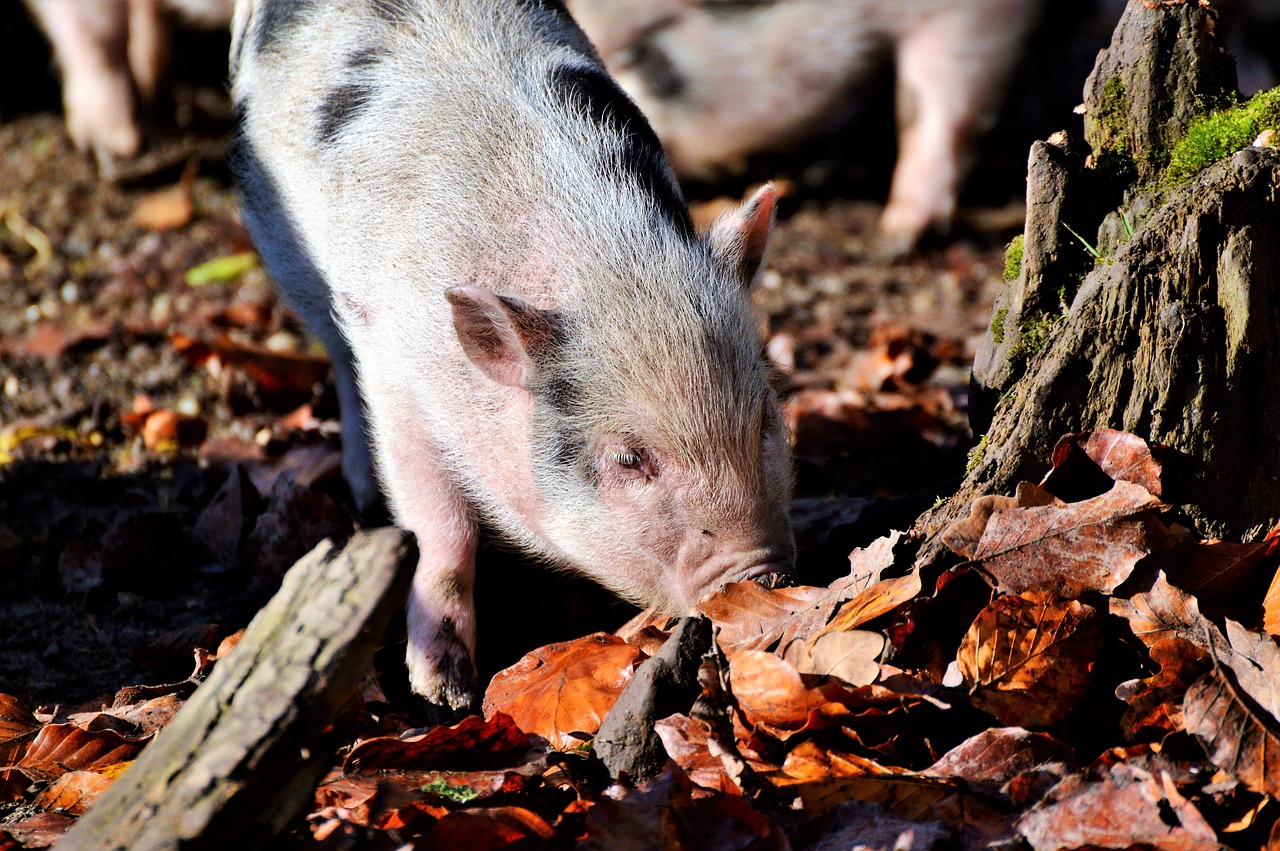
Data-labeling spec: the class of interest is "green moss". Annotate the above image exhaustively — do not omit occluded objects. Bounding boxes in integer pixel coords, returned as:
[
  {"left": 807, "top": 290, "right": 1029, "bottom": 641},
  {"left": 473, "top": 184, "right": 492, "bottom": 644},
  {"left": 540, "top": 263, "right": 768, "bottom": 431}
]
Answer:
[
  {"left": 1002, "top": 235, "right": 1024, "bottom": 283},
  {"left": 991, "top": 308, "right": 1008, "bottom": 345},
  {"left": 1165, "top": 87, "right": 1280, "bottom": 183},
  {"left": 1093, "top": 76, "right": 1131, "bottom": 154},
  {"left": 966, "top": 434, "right": 989, "bottom": 476},
  {"left": 1007, "top": 311, "right": 1061, "bottom": 364}
]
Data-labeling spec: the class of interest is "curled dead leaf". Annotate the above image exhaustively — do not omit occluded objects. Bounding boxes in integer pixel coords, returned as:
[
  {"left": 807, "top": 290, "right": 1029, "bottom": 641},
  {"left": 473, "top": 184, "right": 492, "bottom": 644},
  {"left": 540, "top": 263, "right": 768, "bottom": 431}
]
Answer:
[{"left": 957, "top": 592, "right": 1101, "bottom": 729}]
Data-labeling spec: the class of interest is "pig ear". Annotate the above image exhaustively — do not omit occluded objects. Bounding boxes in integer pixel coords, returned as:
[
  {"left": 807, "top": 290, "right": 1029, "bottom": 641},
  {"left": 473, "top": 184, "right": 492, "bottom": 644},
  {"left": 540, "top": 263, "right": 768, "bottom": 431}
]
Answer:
[
  {"left": 445, "top": 286, "right": 556, "bottom": 389},
  {"left": 706, "top": 182, "right": 776, "bottom": 285}
]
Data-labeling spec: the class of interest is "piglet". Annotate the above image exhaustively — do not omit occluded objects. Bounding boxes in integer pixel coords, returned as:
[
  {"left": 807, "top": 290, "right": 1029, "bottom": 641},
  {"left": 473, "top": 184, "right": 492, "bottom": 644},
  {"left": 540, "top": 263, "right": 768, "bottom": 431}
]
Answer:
[
  {"left": 230, "top": 0, "right": 795, "bottom": 714},
  {"left": 565, "top": 0, "right": 1044, "bottom": 256}
]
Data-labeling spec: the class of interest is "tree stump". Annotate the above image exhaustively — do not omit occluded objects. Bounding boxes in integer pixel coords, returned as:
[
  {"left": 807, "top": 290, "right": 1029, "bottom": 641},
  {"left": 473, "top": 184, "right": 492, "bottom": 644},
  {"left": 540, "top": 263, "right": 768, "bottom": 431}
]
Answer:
[
  {"left": 57, "top": 528, "right": 417, "bottom": 851},
  {"left": 915, "top": 0, "right": 1280, "bottom": 565}
]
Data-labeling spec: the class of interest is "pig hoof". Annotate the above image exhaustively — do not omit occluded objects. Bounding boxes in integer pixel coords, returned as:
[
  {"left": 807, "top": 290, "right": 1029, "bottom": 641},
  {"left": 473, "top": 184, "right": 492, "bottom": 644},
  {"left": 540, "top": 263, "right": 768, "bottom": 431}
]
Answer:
[{"left": 407, "top": 645, "right": 478, "bottom": 722}]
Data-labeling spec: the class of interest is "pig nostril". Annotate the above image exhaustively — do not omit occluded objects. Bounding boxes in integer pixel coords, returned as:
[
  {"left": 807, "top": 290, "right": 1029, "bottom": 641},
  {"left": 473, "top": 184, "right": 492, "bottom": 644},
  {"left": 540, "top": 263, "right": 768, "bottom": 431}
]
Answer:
[{"left": 701, "top": 529, "right": 713, "bottom": 537}]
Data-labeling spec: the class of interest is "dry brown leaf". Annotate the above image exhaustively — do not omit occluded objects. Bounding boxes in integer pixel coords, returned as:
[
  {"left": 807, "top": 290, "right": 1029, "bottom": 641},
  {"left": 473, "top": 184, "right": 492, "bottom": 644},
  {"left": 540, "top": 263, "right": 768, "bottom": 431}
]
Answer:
[
  {"left": 957, "top": 592, "right": 1101, "bottom": 728},
  {"left": 1155, "top": 534, "right": 1280, "bottom": 610},
  {"left": 1042, "top": 429, "right": 1164, "bottom": 499},
  {"left": 1115, "top": 638, "right": 1211, "bottom": 741},
  {"left": 699, "top": 533, "right": 899, "bottom": 654},
  {"left": 16, "top": 724, "right": 146, "bottom": 783},
  {"left": 427, "top": 806, "right": 555, "bottom": 847},
  {"left": 0, "top": 696, "right": 40, "bottom": 766},
  {"left": 1184, "top": 633, "right": 1280, "bottom": 797},
  {"left": 31, "top": 769, "right": 116, "bottom": 815},
  {"left": 131, "top": 185, "right": 193, "bottom": 231},
  {"left": 728, "top": 650, "right": 852, "bottom": 737},
  {"left": 1110, "top": 571, "right": 1212, "bottom": 653},
  {"left": 961, "top": 481, "right": 1164, "bottom": 597},
  {"left": 1265, "top": 565, "right": 1280, "bottom": 638},
  {"left": 943, "top": 482, "right": 1061, "bottom": 559},
  {"left": 653, "top": 714, "right": 771, "bottom": 796},
  {"left": 344, "top": 713, "right": 530, "bottom": 773},
  {"left": 700, "top": 583, "right": 839, "bottom": 654},
  {"left": 818, "top": 572, "right": 922, "bottom": 636},
  {"left": 578, "top": 766, "right": 787, "bottom": 850},
  {"left": 482, "top": 634, "right": 646, "bottom": 750},
  {"left": 782, "top": 630, "right": 883, "bottom": 686},
  {"left": 771, "top": 743, "right": 961, "bottom": 823},
  {"left": 923, "top": 727, "right": 1073, "bottom": 785},
  {"left": 1017, "top": 764, "right": 1218, "bottom": 850}
]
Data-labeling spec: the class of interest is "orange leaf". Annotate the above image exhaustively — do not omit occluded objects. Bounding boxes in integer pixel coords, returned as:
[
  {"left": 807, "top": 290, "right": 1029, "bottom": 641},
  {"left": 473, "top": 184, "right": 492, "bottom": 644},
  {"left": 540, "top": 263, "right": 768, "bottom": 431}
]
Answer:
[
  {"left": 1184, "top": 663, "right": 1280, "bottom": 797},
  {"left": 32, "top": 770, "right": 115, "bottom": 816},
  {"left": 957, "top": 592, "right": 1101, "bottom": 728},
  {"left": 17, "top": 723, "right": 146, "bottom": 783},
  {"left": 344, "top": 713, "right": 530, "bottom": 773},
  {"left": 818, "top": 572, "right": 921, "bottom": 636},
  {"left": 1017, "top": 764, "right": 1217, "bottom": 849},
  {"left": 482, "top": 634, "right": 646, "bottom": 750}
]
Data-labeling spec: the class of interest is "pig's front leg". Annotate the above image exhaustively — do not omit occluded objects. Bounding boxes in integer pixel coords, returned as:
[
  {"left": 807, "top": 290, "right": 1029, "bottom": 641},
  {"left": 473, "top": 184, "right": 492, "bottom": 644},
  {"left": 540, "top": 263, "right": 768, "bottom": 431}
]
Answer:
[{"left": 376, "top": 421, "right": 480, "bottom": 716}]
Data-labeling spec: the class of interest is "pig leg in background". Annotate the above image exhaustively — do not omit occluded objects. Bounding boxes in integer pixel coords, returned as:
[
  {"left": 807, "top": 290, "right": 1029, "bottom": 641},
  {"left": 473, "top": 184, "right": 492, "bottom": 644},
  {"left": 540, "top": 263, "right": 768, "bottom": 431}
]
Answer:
[
  {"left": 127, "top": 0, "right": 169, "bottom": 107},
  {"left": 880, "top": 0, "right": 1036, "bottom": 257},
  {"left": 25, "top": 0, "right": 141, "bottom": 161}
]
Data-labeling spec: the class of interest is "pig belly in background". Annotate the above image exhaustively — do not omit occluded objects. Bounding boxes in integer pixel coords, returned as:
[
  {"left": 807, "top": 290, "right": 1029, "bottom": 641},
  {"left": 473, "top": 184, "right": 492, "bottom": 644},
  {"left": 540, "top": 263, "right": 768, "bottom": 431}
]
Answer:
[
  {"left": 566, "top": 0, "right": 1043, "bottom": 256},
  {"left": 230, "top": 0, "right": 795, "bottom": 716},
  {"left": 23, "top": 0, "right": 232, "bottom": 164}
]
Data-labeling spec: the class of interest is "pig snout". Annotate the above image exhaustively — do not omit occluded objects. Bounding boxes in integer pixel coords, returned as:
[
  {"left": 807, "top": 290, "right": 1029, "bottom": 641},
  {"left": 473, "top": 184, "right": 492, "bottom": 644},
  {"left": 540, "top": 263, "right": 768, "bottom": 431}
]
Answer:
[{"left": 676, "top": 525, "right": 796, "bottom": 608}]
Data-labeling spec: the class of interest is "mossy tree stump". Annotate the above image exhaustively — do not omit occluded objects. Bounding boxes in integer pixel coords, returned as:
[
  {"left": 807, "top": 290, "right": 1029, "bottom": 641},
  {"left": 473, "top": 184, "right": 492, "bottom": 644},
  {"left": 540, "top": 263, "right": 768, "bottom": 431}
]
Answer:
[{"left": 914, "top": 0, "right": 1280, "bottom": 565}]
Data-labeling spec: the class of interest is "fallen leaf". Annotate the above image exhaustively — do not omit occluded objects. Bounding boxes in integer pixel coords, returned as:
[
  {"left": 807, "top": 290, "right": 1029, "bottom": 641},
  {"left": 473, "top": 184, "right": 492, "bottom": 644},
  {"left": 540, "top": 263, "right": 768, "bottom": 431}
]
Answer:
[
  {"left": 957, "top": 592, "right": 1101, "bottom": 729},
  {"left": 0, "top": 696, "right": 40, "bottom": 765},
  {"left": 131, "top": 185, "right": 192, "bottom": 231},
  {"left": 653, "top": 714, "right": 770, "bottom": 796},
  {"left": 1110, "top": 571, "right": 1213, "bottom": 652},
  {"left": 1017, "top": 764, "right": 1218, "bottom": 850},
  {"left": 791, "top": 800, "right": 951, "bottom": 851},
  {"left": 783, "top": 630, "right": 884, "bottom": 686},
  {"left": 191, "top": 465, "right": 265, "bottom": 568},
  {"left": 482, "top": 634, "right": 647, "bottom": 750},
  {"left": 699, "top": 533, "right": 900, "bottom": 654},
  {"left": 1115, "top": 638, "right": 1211, "bottom": 741},
  {"left": 578, "top": 766, "right": 787, "bottom": 851},
  {"left": 344, "top": 713, "right": 530, "bottom": 773},
  {"left": 953, "top": 481, "right": 1165, "bottom": 597},
  {"left": 32, "top": 769, "right": 115, "bottom": 815},
  {"left": 817, "top": 571, "right": 921, "bottom": 637},
  {"left": 1265, "top": 565, "right": 1280, "bottom": 638},
  {"left": 728, "top": 650, "right": 849, "bottom": 737},
  {"left": 1041, "top": 429, "right": 1164, "bottom": 500},
  {"left": 427, "top": 806, "right": 554, "bottom": 847},
  {"left": 923, "top": 727, "right": 1074, "bottom": 785},
  {"left": 1184, "top": 646, "right": 1280, "bottom": 797},
  {"left": 17, "top": 724, "right": 146, "bottom": 783},
  {"left": 184, "top": 251, "right": 258, "bottom": 286},
  {"left": 242, "top": 473, "right": 352, "bottom": 581},
  {"left": 0, "top": 813, "right": 75, "bottom": 849}
]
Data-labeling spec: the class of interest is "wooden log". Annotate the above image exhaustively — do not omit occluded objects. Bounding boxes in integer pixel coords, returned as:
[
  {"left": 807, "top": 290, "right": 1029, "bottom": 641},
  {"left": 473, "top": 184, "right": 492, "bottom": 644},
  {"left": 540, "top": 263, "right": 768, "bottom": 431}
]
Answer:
[
  {"left": 58, "top": 528, "right": 417, "bottom": 851},
  {"left": 916, "top": 0, "right": 1280, "bottom": 566}
]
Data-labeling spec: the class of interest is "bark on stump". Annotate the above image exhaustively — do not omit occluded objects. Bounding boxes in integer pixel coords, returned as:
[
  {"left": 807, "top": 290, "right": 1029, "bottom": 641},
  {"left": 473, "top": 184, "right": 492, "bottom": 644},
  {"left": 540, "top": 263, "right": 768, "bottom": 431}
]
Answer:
[
  {"left": 914, "top": 0, "right": 1280, "bottom": 565},
  {"left": 58, "top": 528, "right": 418, "bottom": 851}
]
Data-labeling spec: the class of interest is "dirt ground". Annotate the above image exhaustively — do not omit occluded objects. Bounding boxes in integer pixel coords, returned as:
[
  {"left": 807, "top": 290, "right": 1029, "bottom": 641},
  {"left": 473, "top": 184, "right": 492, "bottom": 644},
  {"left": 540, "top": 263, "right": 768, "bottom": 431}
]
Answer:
[{"left": 0, "top": 6, "right": 1110, "bottom": 715}]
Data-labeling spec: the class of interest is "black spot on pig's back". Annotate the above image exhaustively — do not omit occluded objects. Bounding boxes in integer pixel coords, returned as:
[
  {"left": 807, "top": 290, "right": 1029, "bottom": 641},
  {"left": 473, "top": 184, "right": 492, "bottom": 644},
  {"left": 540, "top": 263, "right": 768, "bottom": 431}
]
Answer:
[
  {"left": 255, "top": 0, "right": 318, "bottom": 53},
  {"left": 547, "top": 64, "right": 694, "bottom": 238}
]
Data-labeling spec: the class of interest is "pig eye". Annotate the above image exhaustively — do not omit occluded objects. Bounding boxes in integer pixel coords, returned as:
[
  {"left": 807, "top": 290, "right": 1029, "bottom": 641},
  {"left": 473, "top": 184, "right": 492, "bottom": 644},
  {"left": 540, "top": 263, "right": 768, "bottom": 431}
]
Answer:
[{"left": 609, "top": 449, "right": 643, "bottom": 469}]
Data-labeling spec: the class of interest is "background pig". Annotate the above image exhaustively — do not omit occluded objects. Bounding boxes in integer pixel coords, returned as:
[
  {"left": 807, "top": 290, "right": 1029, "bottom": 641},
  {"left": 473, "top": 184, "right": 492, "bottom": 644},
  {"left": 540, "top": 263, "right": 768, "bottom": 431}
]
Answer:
[
  {"left": 23, "top": 0, "right": 233, "bottom": 164},
  {"left": 564, "top": 0, "right": 1044, "bottom": 256},
  {"left": 230, "top": 0, "right": 795, "bottom": 713}
]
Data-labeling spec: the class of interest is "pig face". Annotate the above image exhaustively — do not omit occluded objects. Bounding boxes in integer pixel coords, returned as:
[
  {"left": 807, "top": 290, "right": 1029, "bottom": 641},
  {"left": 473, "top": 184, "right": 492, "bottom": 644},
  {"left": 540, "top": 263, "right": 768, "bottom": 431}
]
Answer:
[{"left": 446, "top": 186, "right": 795, "bottom": 613}]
